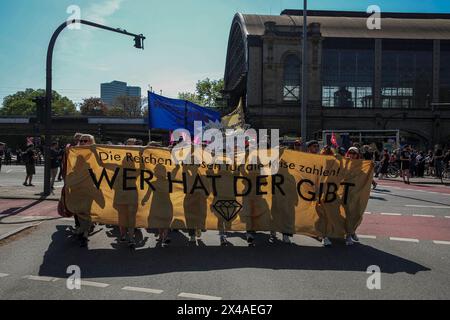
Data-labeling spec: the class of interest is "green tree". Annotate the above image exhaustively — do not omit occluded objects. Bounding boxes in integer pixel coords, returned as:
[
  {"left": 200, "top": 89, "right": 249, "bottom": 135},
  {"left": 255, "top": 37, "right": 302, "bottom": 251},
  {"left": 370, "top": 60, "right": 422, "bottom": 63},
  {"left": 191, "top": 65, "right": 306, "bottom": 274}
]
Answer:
[
  {"left": 107, "top": 106, "right": 126, "bottom": 117},
  {"left": 0, "top": 89, "right": 77, "bottom": 116},
  {"left": 80, "top": 97, "right": 108, "bottom": 116},
  {"left": 177, "top": 92, "right": 204, "bottom": 106},
  {"left": 177, "top": 78, "right": 225, "bottom": 108},
  {"left": 113, "top": 96, "right": 142, "bottom": 118}
]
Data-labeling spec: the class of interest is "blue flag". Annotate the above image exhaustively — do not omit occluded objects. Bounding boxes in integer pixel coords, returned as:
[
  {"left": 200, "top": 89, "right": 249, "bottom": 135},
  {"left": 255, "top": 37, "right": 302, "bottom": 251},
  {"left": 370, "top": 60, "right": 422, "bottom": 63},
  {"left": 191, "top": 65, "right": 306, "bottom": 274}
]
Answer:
[{"left": 148, "top": 92, "right": 221, "bottom": 133}]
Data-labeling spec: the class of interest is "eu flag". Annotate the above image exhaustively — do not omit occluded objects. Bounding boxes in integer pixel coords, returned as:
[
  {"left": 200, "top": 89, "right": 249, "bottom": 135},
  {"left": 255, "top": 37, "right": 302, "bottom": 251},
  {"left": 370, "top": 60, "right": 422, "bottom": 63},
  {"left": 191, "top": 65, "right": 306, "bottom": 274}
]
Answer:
[{"left": 148, "top": 92, "right": 221, "bottom": 133}]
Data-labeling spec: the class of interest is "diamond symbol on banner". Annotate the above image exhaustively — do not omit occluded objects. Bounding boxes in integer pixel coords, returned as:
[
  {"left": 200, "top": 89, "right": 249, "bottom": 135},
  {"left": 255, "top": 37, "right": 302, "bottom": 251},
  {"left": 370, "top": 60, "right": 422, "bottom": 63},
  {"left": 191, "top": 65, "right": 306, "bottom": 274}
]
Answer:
[{"left": 213, "top": 200, "right": 243, "bottom": 222}]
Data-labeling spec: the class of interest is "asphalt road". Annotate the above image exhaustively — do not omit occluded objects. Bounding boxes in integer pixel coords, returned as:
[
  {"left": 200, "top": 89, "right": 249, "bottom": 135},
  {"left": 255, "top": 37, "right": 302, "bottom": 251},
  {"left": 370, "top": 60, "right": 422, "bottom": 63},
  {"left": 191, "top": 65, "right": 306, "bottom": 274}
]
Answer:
[{"left": 0, "top": 167, "right": 449, "bottom": 300}]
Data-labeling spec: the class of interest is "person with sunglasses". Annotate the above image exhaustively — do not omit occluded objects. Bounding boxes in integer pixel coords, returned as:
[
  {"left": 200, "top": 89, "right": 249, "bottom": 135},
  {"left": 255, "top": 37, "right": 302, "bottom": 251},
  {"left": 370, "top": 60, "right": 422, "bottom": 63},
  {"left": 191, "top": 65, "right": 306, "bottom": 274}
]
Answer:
[{"left": 75, "top": 134, "right": 96, "bottom": 247}]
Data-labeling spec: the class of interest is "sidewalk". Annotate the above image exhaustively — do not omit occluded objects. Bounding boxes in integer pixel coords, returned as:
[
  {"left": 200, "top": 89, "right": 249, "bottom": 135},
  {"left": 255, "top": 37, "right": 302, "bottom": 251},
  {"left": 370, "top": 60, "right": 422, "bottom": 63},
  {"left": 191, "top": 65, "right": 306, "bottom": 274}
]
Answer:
[
  {"left": 0, "top": 199, "right": 62, "bottom": 242},
  {"left": 380, "top": 176, "right": 448, "bottom": 185},
  {"left": 0, "top": 186, "right": 61, "bottom": 201}
]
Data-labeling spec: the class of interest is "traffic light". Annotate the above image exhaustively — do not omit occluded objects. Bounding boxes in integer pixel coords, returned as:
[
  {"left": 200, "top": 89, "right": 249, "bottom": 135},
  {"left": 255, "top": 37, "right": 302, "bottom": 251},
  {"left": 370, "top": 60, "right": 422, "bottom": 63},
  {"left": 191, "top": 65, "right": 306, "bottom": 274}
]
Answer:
[
  {"left": 32, "top": 96, "right": 46, "bottom": 124},
  {"left": 134, "top": 35, "right": 145, "bottom": 49}
]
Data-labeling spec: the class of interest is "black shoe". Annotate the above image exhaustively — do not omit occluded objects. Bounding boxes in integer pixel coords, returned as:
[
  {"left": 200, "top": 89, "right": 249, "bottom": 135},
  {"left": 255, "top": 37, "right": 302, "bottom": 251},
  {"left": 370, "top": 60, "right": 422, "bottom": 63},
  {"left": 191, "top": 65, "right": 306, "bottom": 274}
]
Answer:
[
  {"left": 79, "top": 237, "right": 88, "bottom": 247},
  {"left": 220, "top": 236, "right": 229, "bottom": 246}
]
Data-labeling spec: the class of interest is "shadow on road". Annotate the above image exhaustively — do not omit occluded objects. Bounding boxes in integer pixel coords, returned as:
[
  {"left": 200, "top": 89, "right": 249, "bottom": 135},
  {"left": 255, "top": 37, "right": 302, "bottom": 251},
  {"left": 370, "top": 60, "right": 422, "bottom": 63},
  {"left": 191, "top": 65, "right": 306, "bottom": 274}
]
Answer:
[{"left": 37, "top": 225, "right": 430, "bottom": 279}]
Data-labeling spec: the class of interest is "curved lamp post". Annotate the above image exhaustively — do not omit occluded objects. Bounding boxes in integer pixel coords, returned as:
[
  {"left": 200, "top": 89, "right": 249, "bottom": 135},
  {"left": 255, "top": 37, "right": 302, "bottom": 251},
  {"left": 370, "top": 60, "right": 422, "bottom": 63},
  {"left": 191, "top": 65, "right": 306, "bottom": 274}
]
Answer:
[{"left": 43, "top": 19, "right": 145, "bottom": 196}]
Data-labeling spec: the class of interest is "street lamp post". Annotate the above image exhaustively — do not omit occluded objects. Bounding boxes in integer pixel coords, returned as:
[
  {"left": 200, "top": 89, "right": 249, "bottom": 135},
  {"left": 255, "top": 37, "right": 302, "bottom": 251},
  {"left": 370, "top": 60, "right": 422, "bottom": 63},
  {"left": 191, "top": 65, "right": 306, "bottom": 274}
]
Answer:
[
  {"left": 43, "top": 19, "right": 145, "bottom": 196},
  {"left": 301, "top": 0, "right": 308, "bottom": 144}
]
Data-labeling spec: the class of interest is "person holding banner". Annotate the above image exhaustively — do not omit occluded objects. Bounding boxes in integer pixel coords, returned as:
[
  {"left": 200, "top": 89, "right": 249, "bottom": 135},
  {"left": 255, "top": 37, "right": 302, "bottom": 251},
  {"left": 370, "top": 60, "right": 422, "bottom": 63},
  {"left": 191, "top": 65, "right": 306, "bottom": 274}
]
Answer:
[
  {"left": 306, "top": 140, "right": 333, "bottom": 247},
  {"left": 344, "top": 147, "right": 362, "bottom": 246},
  {"left": 66, "top": 134, "right": 105, "bottom": 247}
]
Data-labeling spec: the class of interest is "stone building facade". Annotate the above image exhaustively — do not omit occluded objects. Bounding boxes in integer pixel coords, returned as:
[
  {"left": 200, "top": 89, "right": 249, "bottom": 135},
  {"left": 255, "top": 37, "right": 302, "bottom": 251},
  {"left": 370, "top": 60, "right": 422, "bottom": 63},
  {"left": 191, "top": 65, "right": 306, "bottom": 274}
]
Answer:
[{"left": 223, "top": 10, "right": 450, "bottom": 148}]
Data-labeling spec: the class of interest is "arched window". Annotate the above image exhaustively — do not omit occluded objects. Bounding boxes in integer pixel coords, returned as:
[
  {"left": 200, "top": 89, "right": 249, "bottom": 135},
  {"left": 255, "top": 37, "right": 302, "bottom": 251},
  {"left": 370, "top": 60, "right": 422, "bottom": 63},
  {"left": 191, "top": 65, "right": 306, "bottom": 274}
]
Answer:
[{"left": 283, "top": 55, "right": 301, "bottom": 101}]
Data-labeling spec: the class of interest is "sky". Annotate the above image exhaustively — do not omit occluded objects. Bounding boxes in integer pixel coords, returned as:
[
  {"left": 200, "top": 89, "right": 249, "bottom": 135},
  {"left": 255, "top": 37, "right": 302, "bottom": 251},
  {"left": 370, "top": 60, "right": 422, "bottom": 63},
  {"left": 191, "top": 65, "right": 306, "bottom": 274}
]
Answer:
[{"left": 1, "top": 0, "right": 450, "bottom": 105}]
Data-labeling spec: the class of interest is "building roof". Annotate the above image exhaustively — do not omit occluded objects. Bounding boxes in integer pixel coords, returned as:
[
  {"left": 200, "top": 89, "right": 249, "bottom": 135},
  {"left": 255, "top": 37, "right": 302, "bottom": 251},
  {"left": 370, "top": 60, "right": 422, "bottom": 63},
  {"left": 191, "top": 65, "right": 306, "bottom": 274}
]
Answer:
[{"left": 239, "top": 10, "right": 450, "bottom": 39}]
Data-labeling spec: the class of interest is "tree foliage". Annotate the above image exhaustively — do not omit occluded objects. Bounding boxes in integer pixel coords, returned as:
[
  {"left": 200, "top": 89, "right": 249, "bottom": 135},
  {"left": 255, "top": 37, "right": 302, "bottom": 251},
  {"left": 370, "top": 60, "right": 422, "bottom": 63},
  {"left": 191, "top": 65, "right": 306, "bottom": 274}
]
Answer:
[
  {"left": 0, "top": 89, "right": 77, "bottom": 116},
  {"left": 113, "top": 96, "right": 142, "bottom": 118},
  {"left": 80, "top": 97, "right": 108, "bottom": 116},
  {"left": 178, "top": 78, "right": 224, "bottom": 108},
  {"left": 107, "top": 106, "right": 126, "bottom": 117}
]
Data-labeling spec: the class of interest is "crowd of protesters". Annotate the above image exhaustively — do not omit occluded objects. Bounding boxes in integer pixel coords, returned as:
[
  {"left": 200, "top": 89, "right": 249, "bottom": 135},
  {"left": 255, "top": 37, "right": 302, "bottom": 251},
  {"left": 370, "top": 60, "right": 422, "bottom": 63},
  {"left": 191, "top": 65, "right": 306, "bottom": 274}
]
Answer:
[
  {"left": 289, "top": 140, "right": 450, "bottom": 185},
  {"left": 3, "top": 133, "right": 449, "bottom": 250}
]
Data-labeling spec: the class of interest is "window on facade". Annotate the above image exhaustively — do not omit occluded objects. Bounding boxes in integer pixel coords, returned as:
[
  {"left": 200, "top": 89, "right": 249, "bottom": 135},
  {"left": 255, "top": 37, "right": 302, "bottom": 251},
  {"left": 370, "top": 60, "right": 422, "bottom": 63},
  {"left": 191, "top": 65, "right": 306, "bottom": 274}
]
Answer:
[
  {"left": 283, "top": 55, "right": 301, "bottom": 101},
  {"left": 322, "top": 38, "right": 374, "bottom": 108},
  {"left": 440, "top": 41, "right": 450, "bottom": 103},
  {"left": 382, "top": 40, "right": 432, "bottom": 108}
]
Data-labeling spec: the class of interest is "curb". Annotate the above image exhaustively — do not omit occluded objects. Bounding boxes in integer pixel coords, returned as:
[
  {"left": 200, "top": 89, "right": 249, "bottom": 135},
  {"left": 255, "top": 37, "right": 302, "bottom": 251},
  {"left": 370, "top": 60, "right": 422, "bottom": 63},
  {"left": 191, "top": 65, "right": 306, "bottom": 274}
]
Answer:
[
  {"left": 0, "top": 197, "right": 59, "bottom": 202},
  {"left": 0, "top": 222, "right": 41, "bottom": 242}
]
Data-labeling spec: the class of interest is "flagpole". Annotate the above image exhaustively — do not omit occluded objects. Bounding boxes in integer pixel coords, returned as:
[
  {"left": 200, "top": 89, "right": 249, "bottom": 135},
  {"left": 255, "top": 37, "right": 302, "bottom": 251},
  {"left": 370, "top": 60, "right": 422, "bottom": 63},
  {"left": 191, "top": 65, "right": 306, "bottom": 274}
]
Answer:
[
  {"left": 184, "top": 100, "right": 188, "bottom": 130},
  {"left": 301, "top": 0, "right": 308, "bottom": 146},
  {"left": 148, "top": 91, "right": 152, "bottom": 143}
]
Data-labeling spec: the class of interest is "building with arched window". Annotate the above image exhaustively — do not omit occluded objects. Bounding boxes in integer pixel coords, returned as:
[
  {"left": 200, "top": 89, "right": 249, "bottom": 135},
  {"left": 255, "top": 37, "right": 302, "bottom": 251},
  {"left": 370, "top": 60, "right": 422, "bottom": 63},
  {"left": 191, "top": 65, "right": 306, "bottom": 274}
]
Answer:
[{"left": 223, "top": 10, "right": 450, "bottom": 148}]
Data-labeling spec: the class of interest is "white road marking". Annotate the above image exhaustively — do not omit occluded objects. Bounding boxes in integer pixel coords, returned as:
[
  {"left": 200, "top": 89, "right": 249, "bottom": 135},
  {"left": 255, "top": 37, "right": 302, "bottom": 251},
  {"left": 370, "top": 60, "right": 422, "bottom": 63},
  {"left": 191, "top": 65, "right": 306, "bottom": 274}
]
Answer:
[
  {"left": 0, "top": 273, "right": 9, "bottom": 278},
  {"left": 178, "top": 292, "right": 222, "bottom": 300},
  {"left": 445, "top": 216, "right": 450, "bottom": 219},
  {"left": 412, "top": 214, "right": 435, "bottom": 218},
  {"left": 23, "top": 275, "right": 59, "bottom": 282},
  {"left": 122, "top": 286, "right": 163, "bottom": 294},
  {"left": 433, "top": 240, "right": 450, "bottom": 245},
  {"left": 357, "top": 235, "right": 377, "bottom": 239},
  {"left": 6, "top": 170, "right": 12, "bottom": 174},
  {"left": 380, "top": 212, "right": 402, "bottom": 216},
  {"left": 20, "top": 216, "right": 37, "bottom": 220},
  {"left": 364, "top": 212, "right": 372, "bottom": 215},
  {"left": 390, "top": 237, "right": 419, "bottom": 243},
  {"left": 406, "top": 205, "right": 450, "bottom": 209},
  {"left": 80, "top": 280, "right": 110, "bottom": 288}
]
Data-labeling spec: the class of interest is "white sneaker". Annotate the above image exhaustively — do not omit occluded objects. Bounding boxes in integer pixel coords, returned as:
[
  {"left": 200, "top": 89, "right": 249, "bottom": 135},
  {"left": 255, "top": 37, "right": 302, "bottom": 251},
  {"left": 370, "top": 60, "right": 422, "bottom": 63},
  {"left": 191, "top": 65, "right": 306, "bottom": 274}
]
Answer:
[
  {"left": 345, "top": 236, "right": 354, "bottom": 246},
  {"left": 322, "top": 237, "right": 332, "bottom": 247},
  {"left": 282, "top": 234, "right": 291, "bottom": 244}
]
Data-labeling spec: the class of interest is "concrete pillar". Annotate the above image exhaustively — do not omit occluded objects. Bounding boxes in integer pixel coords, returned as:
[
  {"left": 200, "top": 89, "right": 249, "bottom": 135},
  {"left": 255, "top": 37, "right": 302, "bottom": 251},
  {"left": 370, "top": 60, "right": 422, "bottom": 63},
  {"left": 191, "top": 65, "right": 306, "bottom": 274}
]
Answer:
[
  {"left": 374, "top": 39, "right": 382, "bottom": 108},
  {"left": 433, "top": 40, "right": 440, "bottom": 105}
]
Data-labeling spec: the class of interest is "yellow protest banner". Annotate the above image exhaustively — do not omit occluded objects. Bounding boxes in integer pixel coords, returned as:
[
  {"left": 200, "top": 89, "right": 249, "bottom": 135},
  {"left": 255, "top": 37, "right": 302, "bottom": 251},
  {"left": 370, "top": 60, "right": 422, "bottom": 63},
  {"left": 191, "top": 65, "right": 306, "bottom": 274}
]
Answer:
[{"left": 63, "top": 146, "right": 373, "bottom": 238}]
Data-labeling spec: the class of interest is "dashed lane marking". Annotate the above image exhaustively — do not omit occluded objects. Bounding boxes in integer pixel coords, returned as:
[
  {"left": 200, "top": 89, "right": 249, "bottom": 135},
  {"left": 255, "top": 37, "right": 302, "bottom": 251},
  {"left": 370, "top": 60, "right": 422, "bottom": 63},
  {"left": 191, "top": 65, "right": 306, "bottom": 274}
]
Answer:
[
  {"left": 122, "top": 286, "right": 163, "bottom": 294},
  {"left": 380, "top": 212, "right": 402, "bottom": 216},
  {"left": 80, "top": 280, "right": 110, "bottom": 288},
  {"left": 433, "top": 240, "right": 450, "bottom": 245},
  {"left": 406, "top": 205, "right": 450, "bottom": 209},
  {"left": 178, "top": 292, "right": 222, "bottom": 300},
  {"left": 0, "top": 273, "right": 9, "bottom": 278},
  {"left": 23, "top": 275, "right": 59, "bottom": 282},
  {"left": 357, "top": 235, "right": 377, "bottom": 239},
  {"left": 390, "top": 237, "right": 419, "bottom": 243},
  {"left": 412, "top": 214, "right": 435, "bottom": 218}
]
